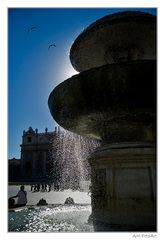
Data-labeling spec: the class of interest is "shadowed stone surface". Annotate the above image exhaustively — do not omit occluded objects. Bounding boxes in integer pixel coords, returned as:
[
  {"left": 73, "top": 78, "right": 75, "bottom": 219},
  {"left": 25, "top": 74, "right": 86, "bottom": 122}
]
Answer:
[
  {"left": 70, "top": 11, "right": 156, "bottom": 72},
  {"left": 48, "top": 60, "right": 156, "bottom": 142},
  {"left": 89, "top": 142, "right": 156, "bottom": 231}
]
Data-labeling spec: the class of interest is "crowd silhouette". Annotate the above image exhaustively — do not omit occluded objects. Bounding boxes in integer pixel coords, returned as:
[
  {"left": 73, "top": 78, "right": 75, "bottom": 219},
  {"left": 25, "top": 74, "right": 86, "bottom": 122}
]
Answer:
[
  {"left": 31, "top": 183, "right": 51, "bottom": 192},
  {"left": 30, "top": 183, "right": 61, "bottom": 192}
]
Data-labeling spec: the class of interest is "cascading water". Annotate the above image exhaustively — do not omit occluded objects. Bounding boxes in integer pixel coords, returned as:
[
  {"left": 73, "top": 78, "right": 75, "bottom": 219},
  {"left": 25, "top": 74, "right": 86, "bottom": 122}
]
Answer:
[{"left": 50, "top": 128, "right": 100, "bottom": 191}]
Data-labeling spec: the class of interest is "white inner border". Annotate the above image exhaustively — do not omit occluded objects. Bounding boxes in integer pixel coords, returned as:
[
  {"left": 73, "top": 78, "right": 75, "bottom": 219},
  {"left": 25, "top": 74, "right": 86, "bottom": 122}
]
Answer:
[{"left": 0, "top": 0, "right": 163, "bottom": 240}]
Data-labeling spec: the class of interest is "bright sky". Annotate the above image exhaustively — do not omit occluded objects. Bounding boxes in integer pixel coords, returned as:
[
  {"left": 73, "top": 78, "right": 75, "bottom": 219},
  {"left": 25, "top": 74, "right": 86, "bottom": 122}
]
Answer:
[{"left": 8, "top": 8, "right": 156, "bottom": 159}]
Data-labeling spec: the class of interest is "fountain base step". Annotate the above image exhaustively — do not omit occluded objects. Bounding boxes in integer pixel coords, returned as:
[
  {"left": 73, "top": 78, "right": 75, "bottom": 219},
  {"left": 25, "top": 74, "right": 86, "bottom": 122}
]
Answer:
[
  {"left": 89, "top": 142, "right": 156, "bottom": 231},
  {"left": 93, "top": 220, "right": 156, "bottom": 231}
]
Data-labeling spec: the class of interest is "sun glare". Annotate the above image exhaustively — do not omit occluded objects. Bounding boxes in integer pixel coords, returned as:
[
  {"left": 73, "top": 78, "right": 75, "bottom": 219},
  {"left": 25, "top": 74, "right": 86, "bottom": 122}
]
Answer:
[
  {"left": 61, "top": 62, "right": 79, "bottom": 81},
  {"left": 67, "top": 65, "right": 79, "bottom": 78}
]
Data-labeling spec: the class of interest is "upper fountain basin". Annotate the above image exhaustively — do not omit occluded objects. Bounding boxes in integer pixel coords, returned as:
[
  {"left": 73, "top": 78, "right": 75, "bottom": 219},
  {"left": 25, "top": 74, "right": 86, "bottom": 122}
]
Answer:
[
  {"left": 70, "top": 11, "right": 156, "bottom": 72},
  {"left": 48, "top": 60, "right": 156, "bottom": 141}
]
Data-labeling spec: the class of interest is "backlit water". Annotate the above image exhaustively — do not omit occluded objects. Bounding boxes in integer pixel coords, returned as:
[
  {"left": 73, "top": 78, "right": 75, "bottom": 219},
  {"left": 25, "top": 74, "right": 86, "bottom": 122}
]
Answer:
[
  {"left": 9, "top": 129, "right": 99, "bottom": 232},
  {"left": 9, "top": 205, "right": 94, "bottom": 232},
  {"left": 51, "top": 128, "right": 99, "bottom": 190}
]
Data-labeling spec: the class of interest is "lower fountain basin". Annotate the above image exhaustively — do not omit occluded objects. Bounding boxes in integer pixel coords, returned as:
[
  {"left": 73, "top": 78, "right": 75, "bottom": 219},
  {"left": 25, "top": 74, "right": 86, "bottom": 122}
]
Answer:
[
  {"left": 8, "top": 205, "right": 93, "bottom": 232},
  {"left": 48, "top": 60, "right": 156, "bottom": 141}
]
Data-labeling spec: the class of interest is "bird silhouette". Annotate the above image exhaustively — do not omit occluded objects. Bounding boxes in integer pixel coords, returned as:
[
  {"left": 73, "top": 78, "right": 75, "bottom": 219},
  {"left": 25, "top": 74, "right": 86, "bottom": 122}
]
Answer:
[
  {"left": 27, "top": 26, "right": 38, "bottom": 32},
  {"left": 48, "top": 44, "right": 56, "bottom": 50}
]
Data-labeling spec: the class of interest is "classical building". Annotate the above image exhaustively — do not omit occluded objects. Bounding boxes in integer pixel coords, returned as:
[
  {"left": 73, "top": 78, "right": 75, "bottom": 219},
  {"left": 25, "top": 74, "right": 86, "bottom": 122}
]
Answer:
[
  {"left": 9, "top": 126, "right": 93, "bottom": 187},
  {"left": 9, "top": 126, "right": 60, "bottom": 183}
]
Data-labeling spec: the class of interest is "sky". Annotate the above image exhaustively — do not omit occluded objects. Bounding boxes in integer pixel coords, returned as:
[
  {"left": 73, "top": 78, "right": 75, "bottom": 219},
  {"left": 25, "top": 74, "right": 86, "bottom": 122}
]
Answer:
[{"left": 8, "top": 8, "right": 156, "bottom": 159}]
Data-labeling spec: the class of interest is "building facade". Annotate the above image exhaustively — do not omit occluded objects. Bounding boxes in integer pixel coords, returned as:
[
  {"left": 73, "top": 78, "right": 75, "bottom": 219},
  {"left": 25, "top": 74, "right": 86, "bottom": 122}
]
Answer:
[
  {"left": 9, "top": 126, "right": 59, "bottom": 183},
  {"left": 9, "top": 126, "right": 94, "bottom": 188}
]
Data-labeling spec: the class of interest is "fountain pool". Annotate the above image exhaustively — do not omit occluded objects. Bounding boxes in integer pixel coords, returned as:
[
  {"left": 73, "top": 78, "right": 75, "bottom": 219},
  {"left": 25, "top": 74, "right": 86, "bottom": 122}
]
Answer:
[{"left": 9, "top": 204, "right": 93, "bottom": 232}]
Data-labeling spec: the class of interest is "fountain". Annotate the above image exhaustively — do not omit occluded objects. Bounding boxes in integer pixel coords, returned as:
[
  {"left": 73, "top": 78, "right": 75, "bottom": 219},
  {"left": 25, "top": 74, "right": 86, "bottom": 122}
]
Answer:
[
  {"left": 48, "top": 11, "right": 156, "bottom": 231},
  {"left": 50, "top": 128, "right": 99, "bottom": 190}
]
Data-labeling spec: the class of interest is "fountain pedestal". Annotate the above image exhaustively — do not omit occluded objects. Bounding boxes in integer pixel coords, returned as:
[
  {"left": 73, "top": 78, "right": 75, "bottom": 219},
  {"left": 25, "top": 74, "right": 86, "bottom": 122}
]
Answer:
[
  {"left": 48, "top": 11, "right": 156, "bottom": 231},
  {"left": 89, "top": 142, "right": 156, "bottom": 230}
]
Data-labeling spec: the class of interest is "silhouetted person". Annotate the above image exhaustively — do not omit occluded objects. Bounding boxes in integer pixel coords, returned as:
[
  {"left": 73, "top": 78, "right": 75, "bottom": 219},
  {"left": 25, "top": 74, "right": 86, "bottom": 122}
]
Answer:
[
  {"left": 48, "top": 183, "right": 51, "bottom": 192},
  {"left": 37, "top": 184, "right": 40, "bottom": 192},
  {"left": 53, "top": 183, "right": 56, "bottom": 191},
  {"left": 10, "top": 185, "right": 27, "bottom": 208},
  {"left": 31, "top": 184, "right": 34, "bottom": 191},
  {"left": 57, "top": 184, "right": 60, "bottom": 191},
  {"left": 41, "top": 184, "right": 45, "bottom": 192},
  {"left": 34, "top": 184, "right": 37, "bottom": 192},
  {"left": 44, "top": 184, "right": 47, "bottom": 192}
]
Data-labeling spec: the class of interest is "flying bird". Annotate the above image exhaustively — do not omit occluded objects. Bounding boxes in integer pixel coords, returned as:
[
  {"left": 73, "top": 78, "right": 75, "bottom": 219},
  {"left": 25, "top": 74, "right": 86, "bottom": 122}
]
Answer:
[
  {"left": 27, "top": 26, "right": 38, "bottom": 32},
  {"left": 48, "top": 44, "right": 56, "bottom": 50}
]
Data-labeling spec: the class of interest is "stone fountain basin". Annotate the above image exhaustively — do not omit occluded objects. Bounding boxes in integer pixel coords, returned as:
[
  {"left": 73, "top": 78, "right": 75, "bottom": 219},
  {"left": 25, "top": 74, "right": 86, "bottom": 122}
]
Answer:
[
  {"left": 48, "top": 60, "right": 156, "bottom": 141},
  {"left": 70, "top": 11, "right": 156, "bottom": 72}
]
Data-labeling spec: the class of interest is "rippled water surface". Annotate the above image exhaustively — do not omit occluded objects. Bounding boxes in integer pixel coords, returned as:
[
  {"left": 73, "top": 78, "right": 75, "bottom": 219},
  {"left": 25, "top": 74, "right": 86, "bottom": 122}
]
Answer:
[{"left": 9, "top": 205, "right": 94, "bottom": 232}]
